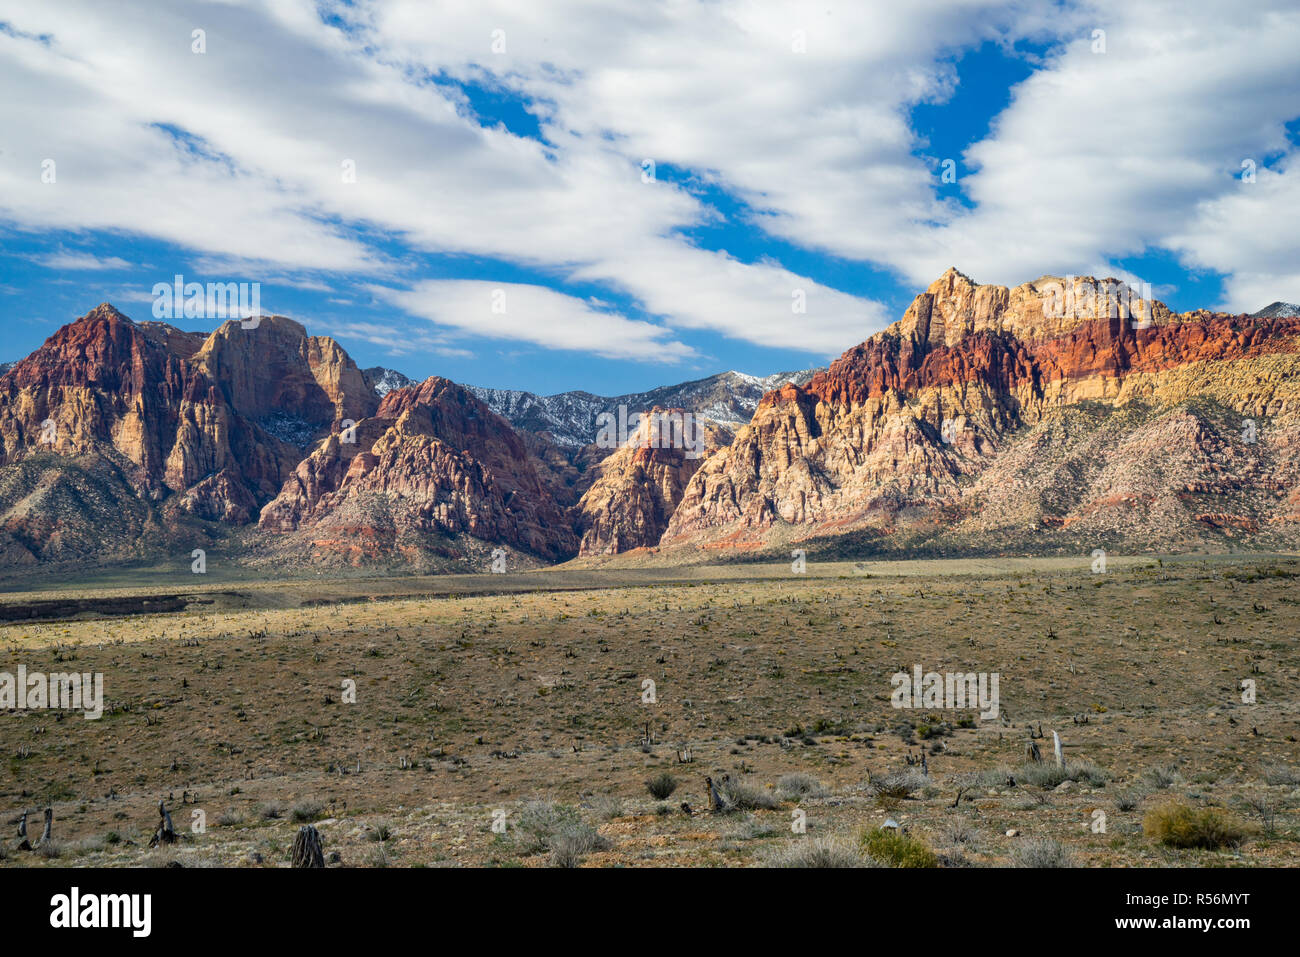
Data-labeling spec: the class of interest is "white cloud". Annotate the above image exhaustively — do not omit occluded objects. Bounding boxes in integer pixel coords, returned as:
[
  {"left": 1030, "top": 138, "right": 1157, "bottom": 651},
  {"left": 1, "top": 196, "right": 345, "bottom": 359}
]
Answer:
[
  {"left": 370, "top": 280, "right": 696, "bottom": 362},
  {"left": 0, "top": 0, "right": 1296, "bottom": 365},
  {"left": 31, "top": 250, "right": 133, "bottom": 270}
]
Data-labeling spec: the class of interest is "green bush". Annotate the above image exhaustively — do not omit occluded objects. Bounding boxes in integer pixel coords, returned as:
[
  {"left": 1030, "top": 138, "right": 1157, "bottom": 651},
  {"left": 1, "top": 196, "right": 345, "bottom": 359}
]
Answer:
[
  {"left": 1144, "top": 803, "right": 1246, "bottom": 849},
  {"left": 645, "top": 773, "right": 678, "bottom": 800},
  {"left": 860, "top": 827, "right": 938, "bottom": 868}
]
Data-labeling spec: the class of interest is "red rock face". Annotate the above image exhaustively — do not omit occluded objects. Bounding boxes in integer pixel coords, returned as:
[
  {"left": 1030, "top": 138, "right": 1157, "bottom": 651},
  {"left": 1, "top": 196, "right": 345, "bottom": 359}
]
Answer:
[
  {"left": 663, "top": 271, "right": 1300, "bottom": 555},
  {"left": 570, "top": 410, "right": 732, "bottom": 555},
  {"left": 0, "top": 305, "right": 388, "bottom": 564},
  {"left": 258, "top": 376, "right": 578, "bottom": 564}
]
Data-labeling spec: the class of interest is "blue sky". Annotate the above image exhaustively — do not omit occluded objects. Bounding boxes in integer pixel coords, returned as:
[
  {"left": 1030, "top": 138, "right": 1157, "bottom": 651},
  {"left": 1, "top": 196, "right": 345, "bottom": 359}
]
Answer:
[{"left": 1, "top": 1, "right": 1297, "bottom": 396}]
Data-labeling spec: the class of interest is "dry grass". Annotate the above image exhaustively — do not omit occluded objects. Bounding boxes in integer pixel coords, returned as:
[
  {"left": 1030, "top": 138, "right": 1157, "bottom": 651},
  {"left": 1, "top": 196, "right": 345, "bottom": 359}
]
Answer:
[{"left": 1, "top": 556, "right": 1298, "bottom": 867}]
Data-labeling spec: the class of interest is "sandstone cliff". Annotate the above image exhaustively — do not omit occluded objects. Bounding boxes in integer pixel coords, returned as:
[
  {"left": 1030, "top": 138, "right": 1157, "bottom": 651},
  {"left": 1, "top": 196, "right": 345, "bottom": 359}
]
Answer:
[{"left": 662, "top": 269, "right": 1300, "bottom": 557}]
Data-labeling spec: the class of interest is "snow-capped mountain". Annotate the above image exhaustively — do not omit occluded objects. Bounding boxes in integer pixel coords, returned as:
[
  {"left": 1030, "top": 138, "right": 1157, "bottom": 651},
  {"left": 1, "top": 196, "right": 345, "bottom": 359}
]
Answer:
[
  {"left": 468, "top": 369, "right": 819, "bottom": 447},
  {"left": 362, "top": 366, "right": 415, "bottom": 397},
  {"left": 1254, "top": 301, "right": 1300, "bottom": 319}
]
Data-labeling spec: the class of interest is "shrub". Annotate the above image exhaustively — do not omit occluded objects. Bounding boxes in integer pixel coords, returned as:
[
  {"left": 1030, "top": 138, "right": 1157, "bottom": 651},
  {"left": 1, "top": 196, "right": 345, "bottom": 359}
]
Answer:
[
  {"left": 587, "top": 794, "right": 623, "bottom": 821},
  {"left": 515, "top": 801, "right": 611, "bottom": 867},
  {"left": 865, "top": 768, "right": 928, "bottom": 803},
  {"left": 549, "top": 824, "right": 610, "bottom": 867},
  {"left": 291, "top": 800, "right": 324, "bottom": 823},
  {"left": 765, "top": 836, "right": 864, "bottom": 868},
  {"left": 645, "top": 773, "right": 678, "bottom": 800},
  {"left": 255, "top": 801, "right": 284, "bottom": 820},
  {"left": 1141, "top": 765, "right": 1181, "bottom": 790},
  {"left": 1015, "top": 760, "right": 1109, "bottom": 790},
  {"left": 717, "top": 776, "right": 779, "bottom": 812},
  {"left": 940, "top": 819, "right": 979, "bottom": 847},
  {"left": 1114, "top": 789, "right": 1142, "bottom": 812},
  {"left": 1011, "top": 838, "right": 1075, "bottom": 868},
  {"left": 514, "top": 801, "right": 577, "bottom": 853},
  {"left": 1263, "top": 765, "right": 1300, "bottom": 787},
  {"left": 860, "top": 828, "right": 938, "bottom": 868},
  {"left": 1144, "top": 803, "right": 1246, "bottom": 849},
  {"left": 775, "top": 773, "right": 827, "bottom": 802}
]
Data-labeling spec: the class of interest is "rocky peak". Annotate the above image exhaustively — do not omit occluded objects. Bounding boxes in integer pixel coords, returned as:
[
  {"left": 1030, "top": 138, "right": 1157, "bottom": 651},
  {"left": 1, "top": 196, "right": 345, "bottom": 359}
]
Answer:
[
  {"left": 893, "top": 270, "right": 1172, "bottom": 351},
  {"left": 192, "top": 315, "right": 376, "bottom": 442}
]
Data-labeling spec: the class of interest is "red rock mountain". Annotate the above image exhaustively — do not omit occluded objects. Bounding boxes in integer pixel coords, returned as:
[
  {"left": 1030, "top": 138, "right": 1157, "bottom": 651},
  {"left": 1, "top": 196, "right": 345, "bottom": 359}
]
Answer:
[
  {"left": 258, "top": 376, "right": 577, "bottom": 567},
  {"left": 661, "top": 270, "right": 1300, "bottom": 557},
  {"left": 0, "top": 305, "right": 571, "bottom": 568},
  {"left": 570, "top": 410, "right": 733, "bottom": 556},
  {"left": 3, "top": 274, "right": 1299, "bottom": 572}
]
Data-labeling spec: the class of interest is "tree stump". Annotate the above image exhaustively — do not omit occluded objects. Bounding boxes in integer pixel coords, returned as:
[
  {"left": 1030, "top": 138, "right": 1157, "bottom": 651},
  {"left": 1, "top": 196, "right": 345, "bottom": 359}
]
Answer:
[
  {"left": 150, "top": 800, "right": 176, "bottom": 848},
  {"left": 292, "top": 825, "right": 325, "bottom": 868},
  {"left": 39, "top": 808, "right": 52, "bottom": 846},
  {"left": 16, "top": 811, "right": 30, "bottom": 851}
]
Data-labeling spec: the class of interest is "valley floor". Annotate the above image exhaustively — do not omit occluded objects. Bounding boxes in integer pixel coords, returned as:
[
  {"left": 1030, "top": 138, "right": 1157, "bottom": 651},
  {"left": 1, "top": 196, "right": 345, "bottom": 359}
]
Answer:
[{"left": 1, "top": 555, "right": 1298, "bottom": 867}]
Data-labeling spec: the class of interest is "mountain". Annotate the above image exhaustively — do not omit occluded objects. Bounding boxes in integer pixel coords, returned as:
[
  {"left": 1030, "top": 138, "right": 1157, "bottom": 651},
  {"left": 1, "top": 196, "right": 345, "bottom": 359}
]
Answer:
[
  {"left": 1254, "top": 301, "right": 1300, "bottom": 319},
  {"left": 5, "top": 276, "right": 1300, "bottom": 573},
  {"left": 570, "top": 411, "right": 734, "bottom": 556},
  {"left": 362, "top": 366, "right": 415, "bottom": 397},
  {"left": 257, "top": 376, "right": 576, "bottom": 568},
  {"left": 468, "top": 369, "right": 817, "bottom": 449},
  {"left": 0, "top": 306, "right": 564, "bottom": 570},
  {"left": 660, "top": 269, "right": 1300, "bottom": 559}
]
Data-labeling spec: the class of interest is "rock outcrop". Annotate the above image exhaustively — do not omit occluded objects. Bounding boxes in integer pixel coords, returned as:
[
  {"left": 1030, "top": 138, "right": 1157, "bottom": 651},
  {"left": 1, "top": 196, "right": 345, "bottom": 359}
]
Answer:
[
  {"left": 571, "top": 410, "right": 733, "bottom": 555},
  {"left": 662, "top": 270, "right": 1300, "bottom": 556},
  {"left": 257, "top": 376, "right": 578, "bottom": 566}
]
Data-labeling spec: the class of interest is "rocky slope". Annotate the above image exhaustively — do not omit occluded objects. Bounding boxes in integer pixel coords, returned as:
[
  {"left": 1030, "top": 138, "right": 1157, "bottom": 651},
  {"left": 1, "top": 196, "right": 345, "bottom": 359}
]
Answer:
[
  {"left": 0, "top": 306, "right": 563, "bottom": 569},
  {"left": 257, "top": 376, "right": 577, "bottom": 568},
  {"left": 469, "top": 369, "right": 816, "bottom": 449},
  {"left": 661, "top": 269, "right": 1300, "bottom": 558},
  {"left": 570, "top": 411, "right": 733, "bottom": 556}
]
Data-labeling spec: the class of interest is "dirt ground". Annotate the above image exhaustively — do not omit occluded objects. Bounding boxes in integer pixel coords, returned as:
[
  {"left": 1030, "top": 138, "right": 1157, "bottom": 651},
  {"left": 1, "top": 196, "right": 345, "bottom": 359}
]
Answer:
[{"left": 1, "top": 555, "right": 1298, "bottom": 867}]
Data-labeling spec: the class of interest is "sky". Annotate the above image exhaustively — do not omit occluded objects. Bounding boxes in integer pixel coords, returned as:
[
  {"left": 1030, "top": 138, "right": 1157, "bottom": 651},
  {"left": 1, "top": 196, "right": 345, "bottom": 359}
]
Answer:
[{"left": 0, "top": 0, "right": 1297, "bottom": 397}]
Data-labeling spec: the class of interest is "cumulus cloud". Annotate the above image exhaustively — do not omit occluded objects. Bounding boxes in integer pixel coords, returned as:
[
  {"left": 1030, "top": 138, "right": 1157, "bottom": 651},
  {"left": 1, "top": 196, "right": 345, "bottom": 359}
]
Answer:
[
  {"left": 370, "top": 280, "right": 696, "bottom": 362},
  {"left": 0, "top": 0, "right": 1295, "bottom": 366}
]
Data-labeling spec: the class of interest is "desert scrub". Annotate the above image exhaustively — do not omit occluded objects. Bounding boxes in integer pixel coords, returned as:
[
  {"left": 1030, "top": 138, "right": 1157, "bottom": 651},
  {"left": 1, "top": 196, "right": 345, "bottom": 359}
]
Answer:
[
  {"left": 717, "top": 776, "right": 779, "bottom": 812},
  {"left": 775, "top": 773, "right": 827, "bottom": 802},
  {"left": 1014, "top": 760, "right": 1108, "bottom": 789},
  {"left": 1112, "top": 788, "right": 1144, "bottom": 812},
  {"left": 1140, "top": 765, "right": 1182, "bottom": 790},
  {"left": 645, "top": 773, "right": 678, "bottom": 800},
  {"left": 765, "top": 836, "right": 864, "bottom": 868},
  {"left": 865, "top": 768, "right": 927, "bottom": 809},
  {"left": 291, "top": 800, "right": 325, "bottom": 822},
  {"left": 727, "top": 815, "right": 780, "bottom": 840},
  {"left": 1144, "top": 803, "right": 1246, "bottom": 850},
  {"left": 514, "top": 801, "right": 610, "bottom": 866},
  {"left": 548, "top": 824, "right": 610, "bottom": 868},
  {"left": 586, "top": 794, "right": 623, "bottom": 821},
  {"left": 1011, "top": 838, "right": 1075, "bottom": 868},
  {"left": 860, "top": 828, "right": 938, "bottom": 868},
  {"left": 1263, "top": 765, "right": 1300, "bottom": 787},
  {"left": 255, "top": 801, "right": 285, "bottom": 821}
]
